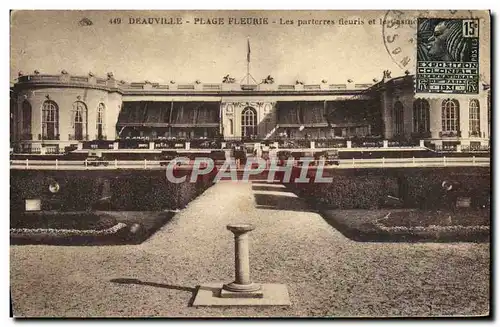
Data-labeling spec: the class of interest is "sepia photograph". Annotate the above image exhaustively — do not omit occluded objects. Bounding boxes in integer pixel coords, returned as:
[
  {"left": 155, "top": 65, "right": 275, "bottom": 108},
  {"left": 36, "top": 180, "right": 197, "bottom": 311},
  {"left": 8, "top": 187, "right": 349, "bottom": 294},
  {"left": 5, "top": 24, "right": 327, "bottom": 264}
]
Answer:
[{"left": 8, "top": 9, "right": 491, "bottom": 318}]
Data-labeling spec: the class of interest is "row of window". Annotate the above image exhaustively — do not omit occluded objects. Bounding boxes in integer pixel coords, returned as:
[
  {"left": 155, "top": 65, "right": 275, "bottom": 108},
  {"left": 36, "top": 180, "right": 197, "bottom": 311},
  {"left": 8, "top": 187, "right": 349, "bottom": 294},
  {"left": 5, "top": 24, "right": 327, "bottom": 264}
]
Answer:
[
  {"left": 19, "top": 98, "right": 484, "bottom": 141},
  {"left": 394, "top": 99, "right": 481, "bottom": 135},
  {"left": 21, "top": 100, "right": 106, "bottom": 140}
]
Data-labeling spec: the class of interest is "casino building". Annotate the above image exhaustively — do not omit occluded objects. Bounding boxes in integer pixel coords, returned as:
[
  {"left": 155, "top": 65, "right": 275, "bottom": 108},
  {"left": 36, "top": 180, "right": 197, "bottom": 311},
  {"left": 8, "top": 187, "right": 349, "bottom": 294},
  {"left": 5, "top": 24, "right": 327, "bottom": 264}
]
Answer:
[{"left": 10, "top": 70, "right": 490, "bottom": 153}]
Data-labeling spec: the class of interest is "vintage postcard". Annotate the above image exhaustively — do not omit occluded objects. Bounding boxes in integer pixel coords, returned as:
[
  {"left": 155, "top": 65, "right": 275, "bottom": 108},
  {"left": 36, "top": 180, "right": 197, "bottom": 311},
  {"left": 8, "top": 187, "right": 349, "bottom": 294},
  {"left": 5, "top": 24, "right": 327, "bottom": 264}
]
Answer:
[{"left": 9, "top": 10, "right": 491, "bottom": 318}]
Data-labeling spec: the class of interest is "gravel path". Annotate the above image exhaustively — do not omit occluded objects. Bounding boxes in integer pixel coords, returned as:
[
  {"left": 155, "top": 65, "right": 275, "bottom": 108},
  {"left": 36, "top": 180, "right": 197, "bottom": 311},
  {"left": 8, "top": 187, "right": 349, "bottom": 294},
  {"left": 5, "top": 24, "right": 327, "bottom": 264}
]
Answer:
[{"left": 10, "top": 181, "right": 490, "bottom": 317}]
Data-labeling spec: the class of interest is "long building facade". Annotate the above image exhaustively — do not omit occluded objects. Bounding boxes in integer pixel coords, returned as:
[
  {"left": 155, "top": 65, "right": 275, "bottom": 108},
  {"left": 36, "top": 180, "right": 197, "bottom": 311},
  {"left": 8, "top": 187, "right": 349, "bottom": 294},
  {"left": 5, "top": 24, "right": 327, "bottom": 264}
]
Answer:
[{"left": 10, "top": 71, "right": 490, "bottom": 153}]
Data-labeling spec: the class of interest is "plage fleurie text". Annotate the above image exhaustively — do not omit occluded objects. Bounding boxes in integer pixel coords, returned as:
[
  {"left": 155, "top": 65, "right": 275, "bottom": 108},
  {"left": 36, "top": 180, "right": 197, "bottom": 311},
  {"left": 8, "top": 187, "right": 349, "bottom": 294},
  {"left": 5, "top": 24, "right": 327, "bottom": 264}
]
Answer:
[{"left": 122, "top": 16, "right": 415, "bottom": 26}]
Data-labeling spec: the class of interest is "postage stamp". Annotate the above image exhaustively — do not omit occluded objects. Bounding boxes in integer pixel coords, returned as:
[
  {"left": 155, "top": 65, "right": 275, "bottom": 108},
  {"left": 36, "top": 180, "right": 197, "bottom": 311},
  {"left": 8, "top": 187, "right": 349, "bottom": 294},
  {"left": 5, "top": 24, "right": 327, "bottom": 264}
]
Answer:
[{"left": 415, "top": 18, "right": 480, "bottom": 94}]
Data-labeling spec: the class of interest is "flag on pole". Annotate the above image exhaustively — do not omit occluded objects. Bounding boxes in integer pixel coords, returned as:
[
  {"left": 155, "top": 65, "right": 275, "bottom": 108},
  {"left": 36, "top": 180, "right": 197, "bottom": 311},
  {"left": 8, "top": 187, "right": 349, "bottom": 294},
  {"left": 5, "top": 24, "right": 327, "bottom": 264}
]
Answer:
[{"left": 247, "top": 38, "right": 251, "bottom": 63}]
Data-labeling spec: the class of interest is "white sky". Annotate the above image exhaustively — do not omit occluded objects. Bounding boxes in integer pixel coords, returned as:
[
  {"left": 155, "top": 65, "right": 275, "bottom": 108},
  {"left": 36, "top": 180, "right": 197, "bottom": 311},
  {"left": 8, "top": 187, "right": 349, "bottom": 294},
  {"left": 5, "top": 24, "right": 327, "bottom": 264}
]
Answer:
[{"left": 11, "top": 10, "right": 491, "bottom": 85}]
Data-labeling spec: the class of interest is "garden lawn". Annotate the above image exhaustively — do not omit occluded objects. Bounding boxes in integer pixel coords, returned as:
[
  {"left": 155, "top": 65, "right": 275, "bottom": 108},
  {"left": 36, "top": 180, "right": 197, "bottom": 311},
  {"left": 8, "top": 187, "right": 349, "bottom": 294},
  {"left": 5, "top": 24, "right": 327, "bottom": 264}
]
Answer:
[{"left": 10, "top": 181, "right": 490, "bottom": 317}]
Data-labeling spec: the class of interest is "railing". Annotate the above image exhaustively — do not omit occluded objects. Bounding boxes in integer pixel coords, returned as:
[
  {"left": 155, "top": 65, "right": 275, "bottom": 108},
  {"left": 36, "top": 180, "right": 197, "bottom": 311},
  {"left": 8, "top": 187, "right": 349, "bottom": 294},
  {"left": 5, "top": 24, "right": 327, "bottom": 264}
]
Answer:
[
  {"left": 39, "top": 134, "right": 60, "bottom": 141},
  {"left": 387, "top": 139, "right": 420, "bottom": 147},
  {"left": 345, "top": 156, "right": 490, "bottom": 168},
  {"left": 17, "top": 146, "right": 41, "bottom": 154},
  {"left": 70, "top": 76, "right": 89, "bottom": 83},
  {"left": 329, "top": 84, "right": 347, "bottom": 90},
  {"left": 304, "top": 84, "right": 321, "bottom": 90},
  {"left": 354, "top": 140, "right": 385, "bottom": 148},
  {"left": 10, "top": 156, "right": 490, "bottom": 171},
  {"left": 459, "top": 145, "right": 490, "bottom": 152},
  {"left": 154, "top": 140, "right": 186, "bottom": 149},
  {"left": 203, "top": 84, "right": 221, "bottom": 91},
  {"left": 178, "top": 84, "right": 195, "bottom": 90},
  {"left": 84, "top": 141, "right": 115, "bottom": 150},
  {"left": 68, "top": 134, "right": 89, "bottom": 141},
  {"left": 433, "top": 145, "right": 459, "bottom": 152},
  {"left": 315, "top": 139, "right": 347, "bottom": 148},
  {"left": 45, "top": 146, "right": 61, "bottom": 154},
  {"left": 278, "top": 139, "right": 311, "bottom": 149},
  {"left": 278, "top": 85, "right": 295, "bottom": 91},
  {"left": 240, "top": 84, "right": 257, "bottom": 91},
  {"left": 439, "top": 130, "right": 461, "bottom": 138},
  {"left": 355, "top": 83, "right": 372, "bottom": 89},
  {"left": 189, "top": 139, "right": 221, "bottom": 149}
]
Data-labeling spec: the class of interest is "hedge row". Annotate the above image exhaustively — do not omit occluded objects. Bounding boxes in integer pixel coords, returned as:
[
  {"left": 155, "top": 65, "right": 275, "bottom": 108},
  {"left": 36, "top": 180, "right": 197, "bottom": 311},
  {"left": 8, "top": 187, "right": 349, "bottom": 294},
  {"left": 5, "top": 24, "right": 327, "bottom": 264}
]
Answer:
[
  {"left": 287, "top": 169, "right": 490, "bottom": 210},
  {"left": 10, "top": 170, "right": 216, "bottom": 212}
]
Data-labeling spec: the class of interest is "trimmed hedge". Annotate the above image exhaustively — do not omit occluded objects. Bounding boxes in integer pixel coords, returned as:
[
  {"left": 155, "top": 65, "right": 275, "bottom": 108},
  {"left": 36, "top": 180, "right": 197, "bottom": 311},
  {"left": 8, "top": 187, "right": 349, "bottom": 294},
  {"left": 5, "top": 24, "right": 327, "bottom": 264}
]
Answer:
[
  {"left": 287, "top": 168, "right": 490, "bottom": 210},
  {"left": 10, "top": 169, "right": 216, "bottom": 212},
  {"left": 292, "top": 175, "right": 399, "bottom": 209}
]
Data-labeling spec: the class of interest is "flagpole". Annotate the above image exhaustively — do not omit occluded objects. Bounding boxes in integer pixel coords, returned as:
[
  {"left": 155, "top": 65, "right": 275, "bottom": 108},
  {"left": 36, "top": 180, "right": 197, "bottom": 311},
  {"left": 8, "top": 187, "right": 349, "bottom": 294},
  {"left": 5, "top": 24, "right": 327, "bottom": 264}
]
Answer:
[
  {"left": 247, "top": 37, "right": 250, "bottom": 84},
  {"left": 241, "top": 37, "right": 257, "bottom": 84}
]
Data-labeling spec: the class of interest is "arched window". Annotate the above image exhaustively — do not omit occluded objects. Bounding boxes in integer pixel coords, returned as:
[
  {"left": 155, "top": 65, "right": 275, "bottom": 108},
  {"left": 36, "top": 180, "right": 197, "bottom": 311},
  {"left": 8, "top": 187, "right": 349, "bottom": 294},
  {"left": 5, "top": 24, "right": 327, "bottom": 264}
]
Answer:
[
  {"left": 413, "top": 99, "right": 430, "bottom": 133},
  {"left": 72, "top": 101, "right": 88, "bottom": 140},
  {"left": 96, "top": 103, "right": 105, "bottom": 140},
  {"left": 241, "top": 107, "right": 257, "bottom": 138},
  {"left": 393, "top": 101, "right": 404, "bottom": 135},
  {"left": 42, "top": 100, "right": 59, "bottom": 140},
  {"left": 21, "top": 100, "right": 32, "bottom": 139},
  {"left": 469, "top": 99, "right": 480, "bottom": 136},
  {"left": 441, "top": 99, "right": 460, "bottom": 132}
]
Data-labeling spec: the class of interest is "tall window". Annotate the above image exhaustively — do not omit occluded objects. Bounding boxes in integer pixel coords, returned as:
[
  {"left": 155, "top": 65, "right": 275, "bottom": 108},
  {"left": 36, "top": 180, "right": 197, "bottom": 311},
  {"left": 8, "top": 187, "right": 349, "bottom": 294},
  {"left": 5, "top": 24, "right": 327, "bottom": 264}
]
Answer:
[
  {"left": 21, "top": 100, "right": 32, "bottom": 139},
  {"left": 469, "top": 99, "right": 480, "bottom": 136},
  {"left": 96, "top": 103, "right": 105, "bottom": 140},
  {"left": 413, "top": 99, "right": 430, "bottom": 133},
  {"left": 228, "top": 118, "right": 234, "bottom": 135},
  {"left": 393, "top": 101, "right": 404, "bottom": 135},
  {"left": 441, "top": 99, "right": 460, "bottom": 131},
  {"left": 72, "top": 101, "right": 88, "bottom": 140},
  {"left": 42, "top": 100, "right": 59, "bottom": 140},
  {"left": 241, "top": 107, "right": 257, "bottom": 138}
]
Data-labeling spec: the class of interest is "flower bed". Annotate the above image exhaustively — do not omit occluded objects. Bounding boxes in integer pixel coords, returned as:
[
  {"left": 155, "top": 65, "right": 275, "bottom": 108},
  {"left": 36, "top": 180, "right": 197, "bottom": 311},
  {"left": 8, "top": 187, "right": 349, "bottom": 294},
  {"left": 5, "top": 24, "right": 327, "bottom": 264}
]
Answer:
[
  {"left": 10, "top": 211, "right": 128, "bottom": 245},
  {"left": 319, "top": 209, "right": 490, "bottom": 243},
  {"left": 10, "top": 222, "right": 129, "bottom": 245},
  {"left": 11, "top": 211, "right": 119, "bottom": 230},
  {"left": 11, "top": 223, "right": 127, "bottom": 236},
  {"left": 376, "top": 209, "right": 490, "bottom": 228},
  {"left": 10, "top": 211, "right": 178, "bottom": 245}
]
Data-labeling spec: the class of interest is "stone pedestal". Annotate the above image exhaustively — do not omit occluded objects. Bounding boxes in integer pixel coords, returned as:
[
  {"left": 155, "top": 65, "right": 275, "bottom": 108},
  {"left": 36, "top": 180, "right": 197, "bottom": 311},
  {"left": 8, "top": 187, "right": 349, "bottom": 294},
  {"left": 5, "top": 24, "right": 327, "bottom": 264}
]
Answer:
[
  {"left": 193, "top": 223, "right": 290, "bottom": 306},
  {"left": 222, "top": 224, "right": 263, "bottom": 298},
  {"left": 383, "top": 140, "right": 389, "bottom": 148},
  {"left": 419, "top": 140, "right": 425, "bottom": 147},
  {"left": 346, "top": 140, "right": 352, "bottom": 148}
]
